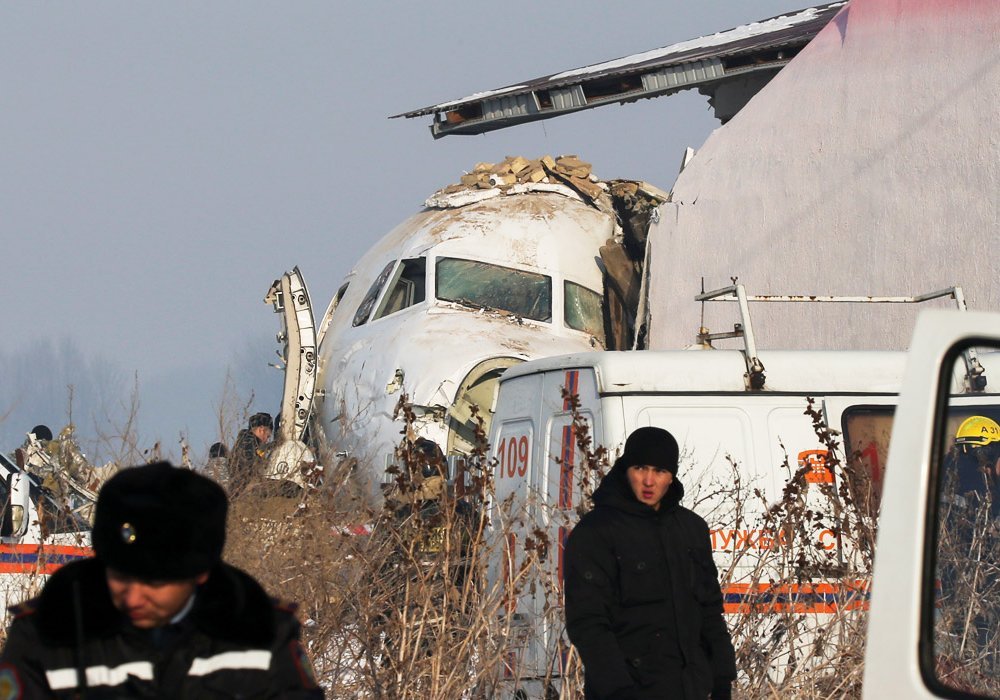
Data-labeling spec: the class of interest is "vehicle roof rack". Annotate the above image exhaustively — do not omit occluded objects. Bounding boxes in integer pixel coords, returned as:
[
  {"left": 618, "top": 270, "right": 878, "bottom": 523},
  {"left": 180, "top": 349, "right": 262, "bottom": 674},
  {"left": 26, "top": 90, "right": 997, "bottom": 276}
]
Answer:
[{"left": 694, "top": 281, "right": 985, "bottom": 392}]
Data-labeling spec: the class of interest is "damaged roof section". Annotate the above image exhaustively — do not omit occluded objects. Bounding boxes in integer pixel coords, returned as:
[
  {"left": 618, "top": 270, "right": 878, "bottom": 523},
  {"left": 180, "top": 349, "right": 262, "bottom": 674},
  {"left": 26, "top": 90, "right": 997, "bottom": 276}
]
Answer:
[
  {"left": 393, "top": 2, "right": 845, "bottom": 138},
  {"left": 426, "top": 155, "right": 669, "bottom": 350}
]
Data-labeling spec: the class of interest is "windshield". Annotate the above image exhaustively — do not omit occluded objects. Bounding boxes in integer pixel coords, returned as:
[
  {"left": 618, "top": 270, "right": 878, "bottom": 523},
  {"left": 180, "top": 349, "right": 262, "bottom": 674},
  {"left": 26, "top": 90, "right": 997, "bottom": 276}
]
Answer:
[
  {"left": 436, "top": 258, "right": 552, "bottom": 322},
  {"left": 565, "top": 280, "right": 604, "bottom": 339}
]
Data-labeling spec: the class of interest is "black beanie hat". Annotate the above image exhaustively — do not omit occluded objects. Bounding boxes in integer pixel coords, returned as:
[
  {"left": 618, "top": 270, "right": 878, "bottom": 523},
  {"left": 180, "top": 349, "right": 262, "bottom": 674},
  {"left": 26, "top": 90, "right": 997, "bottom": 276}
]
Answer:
[
  {"left": 619, "top": 426, "right": 680, "bottom": 474},
  {"left": 92, "top": 462, "right": 228, "bottom": 580}
]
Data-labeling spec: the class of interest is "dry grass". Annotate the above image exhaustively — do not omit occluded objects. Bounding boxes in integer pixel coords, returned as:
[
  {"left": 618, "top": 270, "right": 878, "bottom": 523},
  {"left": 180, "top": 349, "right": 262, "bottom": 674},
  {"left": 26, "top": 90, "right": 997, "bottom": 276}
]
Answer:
[{"left": 7, "top": 388, "right": 998, "bottom": 700}]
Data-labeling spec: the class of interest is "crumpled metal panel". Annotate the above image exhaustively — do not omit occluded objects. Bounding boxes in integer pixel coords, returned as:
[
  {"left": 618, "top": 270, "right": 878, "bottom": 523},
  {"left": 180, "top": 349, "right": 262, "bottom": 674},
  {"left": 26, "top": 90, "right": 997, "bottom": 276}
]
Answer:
[{"left": 395, "top": 2, "right": 847, "bottom": 137}]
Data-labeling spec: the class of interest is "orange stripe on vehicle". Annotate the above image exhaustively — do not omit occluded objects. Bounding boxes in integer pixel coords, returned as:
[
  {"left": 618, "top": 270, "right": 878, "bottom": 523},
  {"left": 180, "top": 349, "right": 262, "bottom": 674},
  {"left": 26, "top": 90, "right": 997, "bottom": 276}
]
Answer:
[
  {"left": 0, "top": 544, "right": 91, "bottom": 575},
  {"left": 722, "top": 580, "right": 871, "bottom": 614}
]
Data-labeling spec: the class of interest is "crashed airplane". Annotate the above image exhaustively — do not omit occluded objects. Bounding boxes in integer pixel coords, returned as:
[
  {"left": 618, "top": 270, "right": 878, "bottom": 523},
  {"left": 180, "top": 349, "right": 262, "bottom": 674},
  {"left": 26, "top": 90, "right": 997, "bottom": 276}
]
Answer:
[
  {"left": 267, "top": 0, "right": 998, "bottom": 499},
  {"left": 263, "top": 3, "right": 850, "bottom": 493},
  {"left": 267, "top": 156, "right": 666, "bottom": 498}
]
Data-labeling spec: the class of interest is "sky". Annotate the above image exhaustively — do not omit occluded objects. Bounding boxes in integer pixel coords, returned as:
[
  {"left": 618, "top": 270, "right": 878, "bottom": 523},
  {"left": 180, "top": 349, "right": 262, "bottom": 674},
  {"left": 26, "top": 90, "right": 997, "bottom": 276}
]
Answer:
[{"left": 0, "top": 1, "right": 815, "bottom": 462}]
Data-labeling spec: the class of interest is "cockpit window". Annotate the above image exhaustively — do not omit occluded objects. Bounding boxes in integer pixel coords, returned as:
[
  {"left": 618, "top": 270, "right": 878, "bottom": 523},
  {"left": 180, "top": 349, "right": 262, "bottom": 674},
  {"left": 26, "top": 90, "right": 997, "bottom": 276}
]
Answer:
[
  {"left": 565, "top": 280, "right": 604, "bottom": 339},
  {"left": 332, "top": 283, "right": 349, "bottom": 312},
  {"left": 373, "top": 258, "right": 426, "bottom": 321},
  {"left": 353, "top": 262, "right": 395, "bottom": 327},
  {"left": 435, "top": 258, "right": 552, "bottom": 322}
]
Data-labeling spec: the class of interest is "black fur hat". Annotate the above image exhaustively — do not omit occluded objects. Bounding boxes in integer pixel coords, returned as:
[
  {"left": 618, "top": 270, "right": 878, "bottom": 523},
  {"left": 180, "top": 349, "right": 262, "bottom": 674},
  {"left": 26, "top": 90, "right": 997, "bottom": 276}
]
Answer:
[
  {"left": 31, "top": 424, "right": 53, "bottom": 442},
  {"left": 92, "top": 462, "right": 228, "bottom": 580},
  {"left": 618, "top": 426, "right": 679, "bottom": 474},
  {"left": 249, "top": 412, "right": 273, "bottom": 430}
]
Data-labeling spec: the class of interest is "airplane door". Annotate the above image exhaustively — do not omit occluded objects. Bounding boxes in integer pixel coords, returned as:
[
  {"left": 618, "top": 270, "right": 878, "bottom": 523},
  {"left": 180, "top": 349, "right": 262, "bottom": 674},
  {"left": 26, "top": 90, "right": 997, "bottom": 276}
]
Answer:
[{"left": 265, "top": 267, "right": 317, "bottom": 443}]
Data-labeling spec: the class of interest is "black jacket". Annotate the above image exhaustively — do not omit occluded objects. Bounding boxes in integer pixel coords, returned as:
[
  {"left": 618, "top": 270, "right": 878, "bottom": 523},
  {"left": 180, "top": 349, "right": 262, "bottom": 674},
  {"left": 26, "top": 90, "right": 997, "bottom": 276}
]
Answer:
[
  {"left": 0, "top": 558, "right": 323, "bottom": 699},
  {"left": 228, "top": 430, "right": 266, "bottom": 496},
  {"left": 564, "top": 463, "right": 736, "bottom": 700}
]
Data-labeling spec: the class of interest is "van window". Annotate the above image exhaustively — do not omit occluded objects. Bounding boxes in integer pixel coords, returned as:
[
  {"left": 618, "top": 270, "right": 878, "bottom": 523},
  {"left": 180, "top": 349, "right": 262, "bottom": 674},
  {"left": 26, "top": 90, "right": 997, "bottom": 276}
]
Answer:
[
  {"left": 373, "top": 258, "right": 426, "bottom": 320},
  {"left": 925, "top": 346, "right": 1000, "bottom": 697},
  {"left": 352, "top": 262, "right": 395, "bottom": 327},
  {"left": 842, "top": 406, "right": 896, "bottom": 520},
  {"left": 564, "top": 280, "right": 604, "bottom": 341},
  {"left": 436, "top": 258, "right": 552, "bottom": 322}
]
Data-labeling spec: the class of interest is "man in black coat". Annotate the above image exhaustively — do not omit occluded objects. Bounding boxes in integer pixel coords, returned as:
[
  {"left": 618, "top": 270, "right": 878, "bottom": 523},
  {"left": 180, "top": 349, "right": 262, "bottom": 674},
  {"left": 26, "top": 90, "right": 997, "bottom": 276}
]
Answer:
[
  {"left": 564, "top": 427, "right": 736, "bottom": 700},
  {"left": 228, "top": 412, "right": 273, "bottom": 496},
  {"left": 0, "top": 461, "right": 323, "bottom": 698}
]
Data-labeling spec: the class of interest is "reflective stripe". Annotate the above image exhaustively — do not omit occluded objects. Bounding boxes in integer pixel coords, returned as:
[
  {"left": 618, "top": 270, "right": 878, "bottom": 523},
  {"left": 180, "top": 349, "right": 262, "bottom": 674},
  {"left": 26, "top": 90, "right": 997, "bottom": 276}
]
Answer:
[
  {"left": 188, "top": 650, "right": 272, "bottom": 676},
  {"left": 46, "top": 662, "right": 153, "bottom": 690}
]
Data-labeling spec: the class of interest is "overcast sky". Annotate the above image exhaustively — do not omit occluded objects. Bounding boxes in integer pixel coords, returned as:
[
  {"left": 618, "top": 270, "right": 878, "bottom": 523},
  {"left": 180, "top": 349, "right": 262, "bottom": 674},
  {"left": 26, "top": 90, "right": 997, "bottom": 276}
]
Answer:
[{"left": 1, "top": 1, "right": 813, "bottom": 460}]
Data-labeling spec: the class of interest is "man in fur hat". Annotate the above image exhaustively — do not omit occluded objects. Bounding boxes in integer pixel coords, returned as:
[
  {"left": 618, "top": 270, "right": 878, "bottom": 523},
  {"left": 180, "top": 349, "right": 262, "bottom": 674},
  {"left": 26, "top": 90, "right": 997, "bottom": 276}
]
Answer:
[
  {"left": 0, "top": 462, "right": 323, "bottom": 698},
  {"left": 563, "top": 426, "right": 736, "bottom": 700},
  {"left": 228, "top": 412, "right": 274, "bottom": 496}
]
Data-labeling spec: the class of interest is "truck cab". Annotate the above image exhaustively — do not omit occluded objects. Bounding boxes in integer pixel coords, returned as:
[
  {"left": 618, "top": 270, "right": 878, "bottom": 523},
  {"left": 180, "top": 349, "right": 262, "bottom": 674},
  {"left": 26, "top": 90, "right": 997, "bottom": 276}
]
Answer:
[{"left": 864, "top": 310, "right": 1000, "bottom": 698}]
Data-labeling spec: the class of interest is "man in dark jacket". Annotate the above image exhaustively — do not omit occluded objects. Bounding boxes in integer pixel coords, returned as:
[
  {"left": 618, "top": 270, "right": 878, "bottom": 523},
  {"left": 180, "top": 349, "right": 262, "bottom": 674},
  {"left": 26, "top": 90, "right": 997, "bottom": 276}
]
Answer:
[
  {"left": 0, "top": 461, "right": 323, "bottom": 698},
  {"left": 228, "top": 412, "right": 273, "bottom": 496},
  {"left": 564, "top": 426, "right": 736, "bottom": 700}
]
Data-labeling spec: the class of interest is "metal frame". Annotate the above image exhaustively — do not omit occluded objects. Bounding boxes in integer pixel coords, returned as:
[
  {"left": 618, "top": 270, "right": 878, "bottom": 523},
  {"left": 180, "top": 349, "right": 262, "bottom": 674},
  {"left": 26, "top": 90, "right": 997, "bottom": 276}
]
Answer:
[{"left": 694, "top": 283, "right": 986, "bottom": 392}]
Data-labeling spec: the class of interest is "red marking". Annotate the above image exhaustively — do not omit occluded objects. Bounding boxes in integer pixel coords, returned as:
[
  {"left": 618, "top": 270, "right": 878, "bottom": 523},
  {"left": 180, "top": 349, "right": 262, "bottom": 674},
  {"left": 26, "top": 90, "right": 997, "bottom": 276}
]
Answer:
[
  {"left": 562, "top": 371, "right": 579, "bottom": 411},
  {"left": 860, "top": 441, "right": 882, "bottom": 483},
  {"left": 559, "top": 425, "right": 575, "bottom": 509},
  {"left": 503, "top": 534, "right": 517, "bottom": 613},
  {"left": 557, "top": 526, "right": 568, "bottom": 593}
]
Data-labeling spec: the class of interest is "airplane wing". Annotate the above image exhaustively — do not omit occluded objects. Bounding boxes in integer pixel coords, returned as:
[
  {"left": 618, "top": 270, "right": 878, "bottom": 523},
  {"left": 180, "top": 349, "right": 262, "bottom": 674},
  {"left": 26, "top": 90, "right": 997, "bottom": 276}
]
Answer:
[{"left": 391, "top": 2, "right": 845, "bottom": 138}]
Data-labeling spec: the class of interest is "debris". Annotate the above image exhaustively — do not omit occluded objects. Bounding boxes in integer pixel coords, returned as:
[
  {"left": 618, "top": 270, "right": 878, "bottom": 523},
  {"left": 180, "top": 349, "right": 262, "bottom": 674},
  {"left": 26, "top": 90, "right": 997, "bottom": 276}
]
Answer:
[{"left": 434, "top": 154, "right": 612, "bottom": 203}]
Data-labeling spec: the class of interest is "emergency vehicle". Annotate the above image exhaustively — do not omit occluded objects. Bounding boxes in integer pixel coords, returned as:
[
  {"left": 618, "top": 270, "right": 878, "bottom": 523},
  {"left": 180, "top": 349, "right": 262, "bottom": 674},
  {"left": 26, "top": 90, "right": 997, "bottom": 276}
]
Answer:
[
  {"left": 0, "top": 451, "right": 92, "bottom": 613},
  {"left": 484, "top": 287, "right": 1000, "bottom": 697},
  {"left": 865, "top": 308, "right": 1000, "bottom": 699}
]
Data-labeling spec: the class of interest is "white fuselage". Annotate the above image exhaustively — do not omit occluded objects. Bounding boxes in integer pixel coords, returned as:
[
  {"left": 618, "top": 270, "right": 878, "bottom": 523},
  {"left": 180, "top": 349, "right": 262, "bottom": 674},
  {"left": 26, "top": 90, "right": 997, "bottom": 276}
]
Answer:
[{"left": 312, "top": 185, "right": 618, "bottom": 498}]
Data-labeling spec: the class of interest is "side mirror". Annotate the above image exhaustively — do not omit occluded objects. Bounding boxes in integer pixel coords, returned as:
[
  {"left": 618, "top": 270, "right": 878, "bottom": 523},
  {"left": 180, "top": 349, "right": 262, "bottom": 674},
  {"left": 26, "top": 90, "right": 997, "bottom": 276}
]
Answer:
[{"left": 1, "top": 472, "right": 29, "bottom": 538}]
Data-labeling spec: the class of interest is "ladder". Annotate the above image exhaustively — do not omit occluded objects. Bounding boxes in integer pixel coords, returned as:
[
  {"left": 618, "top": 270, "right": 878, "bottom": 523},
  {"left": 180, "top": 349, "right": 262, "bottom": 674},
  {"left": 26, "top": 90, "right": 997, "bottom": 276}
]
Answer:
[{"left": 694, "top": 282, "right": 985, "bottom": 392}]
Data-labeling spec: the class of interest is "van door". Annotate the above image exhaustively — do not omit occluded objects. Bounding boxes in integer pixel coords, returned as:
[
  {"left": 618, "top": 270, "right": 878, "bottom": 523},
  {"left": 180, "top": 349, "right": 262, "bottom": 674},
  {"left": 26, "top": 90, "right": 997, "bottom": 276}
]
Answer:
[
  {"left": 536, "top": 368, "right": 603, "bottom": 682},
  {"left": 863, "top": 310, "right": 1000, "bottom": 699},
  {"left": 489, "top": 372, "right": 543, "bottom": 684}
]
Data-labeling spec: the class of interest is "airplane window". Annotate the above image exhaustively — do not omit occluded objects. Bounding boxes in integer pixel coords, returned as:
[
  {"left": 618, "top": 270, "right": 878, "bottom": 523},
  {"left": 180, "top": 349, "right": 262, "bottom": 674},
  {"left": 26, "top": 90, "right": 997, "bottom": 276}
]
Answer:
[
  {"left": 564, "top": 281, "right": 604, "bottom": 341},
  {"left": 373, "top": 258, "right": 427, "bottom": 321},
  {"left": 436, "top": 258, "right": 551, "bottom": 322},
  {"left": 353, "top": 262, "right": 395, "bottom": 327},
  {"left": 332, "top": 283, "right": 349, "bottom": 311},
  {"left": 925, "top": 346, "right": 1000, "bottom": 697}
]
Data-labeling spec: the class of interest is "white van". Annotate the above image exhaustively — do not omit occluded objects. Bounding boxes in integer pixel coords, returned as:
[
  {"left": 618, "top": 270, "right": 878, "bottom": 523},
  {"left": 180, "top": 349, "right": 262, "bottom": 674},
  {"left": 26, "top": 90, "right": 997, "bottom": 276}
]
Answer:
[
  {"left": 486, "top": 344, "right": 1000, "bottom": 697},
  {"left": 0, "top": 452, "right": 91, "bottom": 612}
]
